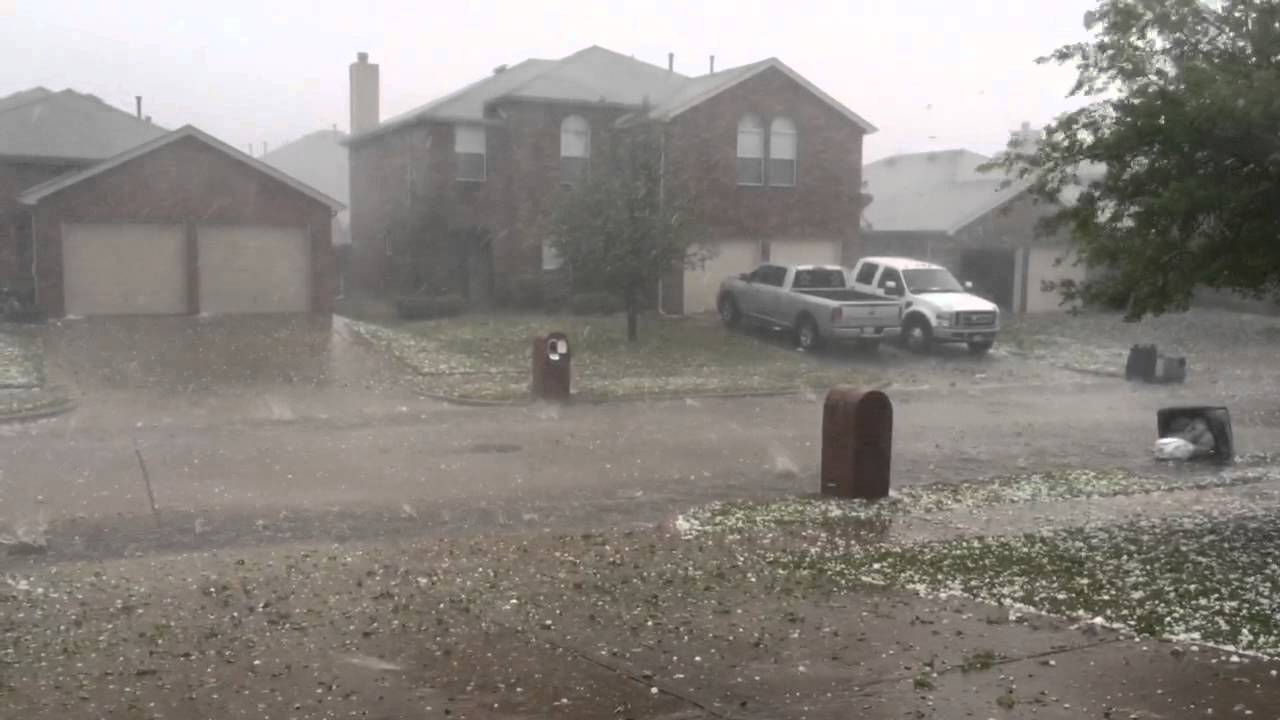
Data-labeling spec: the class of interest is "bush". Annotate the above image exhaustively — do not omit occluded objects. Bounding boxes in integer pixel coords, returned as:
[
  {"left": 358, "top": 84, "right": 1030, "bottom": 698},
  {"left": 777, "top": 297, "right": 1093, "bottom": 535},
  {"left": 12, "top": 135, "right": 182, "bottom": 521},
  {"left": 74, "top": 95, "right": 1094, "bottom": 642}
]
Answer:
[
  {"left": 395, "top": 294, "right": 466, "bottom": 320},
  {"left": 512, "top": 276, "right": 544, "bottom": 309},
  {"left": 569, "top": 292, "right": 623, "bottom": 316}
]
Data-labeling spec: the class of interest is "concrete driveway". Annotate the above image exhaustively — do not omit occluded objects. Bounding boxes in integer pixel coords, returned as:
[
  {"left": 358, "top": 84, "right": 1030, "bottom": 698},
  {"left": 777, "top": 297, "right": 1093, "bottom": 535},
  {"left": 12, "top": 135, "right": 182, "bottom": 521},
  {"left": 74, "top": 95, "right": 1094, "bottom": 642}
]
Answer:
[{"left": 39, "top": 314, "right": 440, "bottom": 426}]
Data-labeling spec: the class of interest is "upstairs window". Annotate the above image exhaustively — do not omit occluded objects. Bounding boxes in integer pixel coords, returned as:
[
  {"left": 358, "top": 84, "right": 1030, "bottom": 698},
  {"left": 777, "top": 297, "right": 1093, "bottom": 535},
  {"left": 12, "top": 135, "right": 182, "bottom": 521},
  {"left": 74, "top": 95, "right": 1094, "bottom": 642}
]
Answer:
[
  {"left": 455, "top": 124, "right": 486, "bottom": 181},
  {"left": 736, "top": 115, "right": 765, "bottom": 186},
  {"left": 769, "top": 117, "right": 797, "bottom": 187},
  {"left": 560, "top": 115, "right": 590, "bottom": 186}
]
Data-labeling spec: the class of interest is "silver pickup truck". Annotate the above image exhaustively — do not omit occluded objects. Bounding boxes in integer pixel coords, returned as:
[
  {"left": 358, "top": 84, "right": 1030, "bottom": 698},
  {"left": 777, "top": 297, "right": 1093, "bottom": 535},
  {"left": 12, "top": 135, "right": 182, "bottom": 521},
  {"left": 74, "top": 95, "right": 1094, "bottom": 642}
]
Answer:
[{"left": 717, "top": 264, "right": 902, "bottom": 350}]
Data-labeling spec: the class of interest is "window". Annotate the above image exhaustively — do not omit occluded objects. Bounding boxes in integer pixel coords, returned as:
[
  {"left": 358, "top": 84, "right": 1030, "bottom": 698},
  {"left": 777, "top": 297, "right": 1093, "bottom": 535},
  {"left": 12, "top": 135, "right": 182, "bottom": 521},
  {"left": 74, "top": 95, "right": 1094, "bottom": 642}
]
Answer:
[
  {"left": 736, "top": 115, "right": 764, "bottom": 185},
  {"left": 878, "top": 268, "right": 905, "bottom": 296},
  {"left": 854, "top": 262, "right": 880, "bottom": 285},
  {"left": 769, "top": 117, "right": 797, "bottom": 186},
  {"left": 455, "top": 124, "right": 486, "bottom": 181},
  {"left": 560, "top": 115, "right": 590, "bottom": 186},
  {"left": 750, "top": 265, "right": 786, "bottom": 287},
  {"left": 793, "top": 268, "right": 846, "bottom": 289},
  {"left": 542, "top": 239, "right": 564, "bottom": 271}
]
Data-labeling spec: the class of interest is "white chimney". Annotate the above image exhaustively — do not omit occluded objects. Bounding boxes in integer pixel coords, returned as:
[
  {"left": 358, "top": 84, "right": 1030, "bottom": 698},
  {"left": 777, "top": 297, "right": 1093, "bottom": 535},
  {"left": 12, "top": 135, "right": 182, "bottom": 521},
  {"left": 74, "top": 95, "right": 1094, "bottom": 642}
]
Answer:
[{"left": 350, "top": 52, "right": 380, "bottom": 135}]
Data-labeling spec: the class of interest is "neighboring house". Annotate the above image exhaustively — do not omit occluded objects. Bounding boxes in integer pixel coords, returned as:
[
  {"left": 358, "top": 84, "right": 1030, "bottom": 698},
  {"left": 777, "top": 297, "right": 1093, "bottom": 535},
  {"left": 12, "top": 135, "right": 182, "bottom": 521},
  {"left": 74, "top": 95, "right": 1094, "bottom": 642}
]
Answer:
[
  {"left": 860, "top": 129, "right": 1086, "bottom": 313},
  {"left": 0, "top": 86, "right": 342, "bottom": 317},
  {"left": 261, "top": 129, "right": 351, "bottom": 246},
  {"left": 344, "top": 46, "right": 876, "bottom": 314},
  {"left": 0, "top": 87, "right": 167, "bottom": 297}
]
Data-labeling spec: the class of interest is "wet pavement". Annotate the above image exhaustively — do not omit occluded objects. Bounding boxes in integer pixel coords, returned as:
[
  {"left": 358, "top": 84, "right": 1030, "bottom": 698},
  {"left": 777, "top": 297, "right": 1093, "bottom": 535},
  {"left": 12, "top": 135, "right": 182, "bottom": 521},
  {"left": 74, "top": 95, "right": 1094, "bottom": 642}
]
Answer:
[{"left": 2, "top": 310, "right": 1280, "bottom": 717}]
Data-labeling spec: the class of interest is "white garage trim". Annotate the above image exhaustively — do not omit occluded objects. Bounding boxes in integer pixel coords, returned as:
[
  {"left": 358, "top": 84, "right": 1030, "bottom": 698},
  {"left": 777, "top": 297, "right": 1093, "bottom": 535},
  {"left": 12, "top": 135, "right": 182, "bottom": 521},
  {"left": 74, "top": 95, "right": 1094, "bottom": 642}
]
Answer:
[
  {"left": 197, "top": 225, "right": 311, "bottom": 314},
  {"left": 62, "top": 223, "right": 188, "bottom": 316}
]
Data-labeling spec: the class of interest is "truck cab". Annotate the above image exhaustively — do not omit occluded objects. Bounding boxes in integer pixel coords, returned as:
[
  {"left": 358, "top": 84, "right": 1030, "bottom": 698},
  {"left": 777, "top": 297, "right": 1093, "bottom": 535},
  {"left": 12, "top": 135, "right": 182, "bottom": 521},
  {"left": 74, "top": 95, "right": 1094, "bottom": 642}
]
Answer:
[{"left": 847, "top": 257, "right": 1000, "bottom": 354}]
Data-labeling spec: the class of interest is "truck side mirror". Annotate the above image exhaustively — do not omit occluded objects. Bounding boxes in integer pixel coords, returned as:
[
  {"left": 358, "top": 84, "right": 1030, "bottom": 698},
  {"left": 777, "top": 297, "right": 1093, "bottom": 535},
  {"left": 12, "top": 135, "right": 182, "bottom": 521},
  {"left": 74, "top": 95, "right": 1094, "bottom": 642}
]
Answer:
[
  {"left": 739, "top": 272, "right": 752, "bottom": 282},
  {"left": 883, "top": 280, "right": 898, "bottom": 289},
  {"left": 964, "top": 280, "right": 974, "bottom": 290}
]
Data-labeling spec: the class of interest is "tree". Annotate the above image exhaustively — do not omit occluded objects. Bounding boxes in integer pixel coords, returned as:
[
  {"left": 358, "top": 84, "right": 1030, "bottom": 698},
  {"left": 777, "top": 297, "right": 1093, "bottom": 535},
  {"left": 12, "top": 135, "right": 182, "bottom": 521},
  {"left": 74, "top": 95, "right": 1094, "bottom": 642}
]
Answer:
[
  {"left": 548, "top": 123, "right": 702, "bottom": 341},
  {"left": 992, "top": 0, "right": 1280, "bottom": 318}
]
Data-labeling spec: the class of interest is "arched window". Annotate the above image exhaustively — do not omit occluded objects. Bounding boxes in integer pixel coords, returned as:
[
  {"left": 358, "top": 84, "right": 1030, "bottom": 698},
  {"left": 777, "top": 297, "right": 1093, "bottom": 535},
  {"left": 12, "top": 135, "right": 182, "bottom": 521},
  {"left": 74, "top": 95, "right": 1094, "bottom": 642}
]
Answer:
[
  {"left": 769, "top": 117, "right": 797, "bottom": 187},
  {"left": 736, "top": 115, "right": 764, "bottom": 186},
  {"left": 560, "top": 115, "right": 590, "bottom": 186}
]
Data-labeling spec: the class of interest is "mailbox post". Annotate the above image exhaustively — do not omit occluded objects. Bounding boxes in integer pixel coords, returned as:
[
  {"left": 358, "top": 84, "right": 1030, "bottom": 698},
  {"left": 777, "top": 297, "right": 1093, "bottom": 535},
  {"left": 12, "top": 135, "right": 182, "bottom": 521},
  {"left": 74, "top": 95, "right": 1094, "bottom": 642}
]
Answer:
[
  {"left": 821, "top": 387, "right": 893, "bottom": 499},
  {"left": 531, "top": 332, "right": 571, "bottom": 402}
]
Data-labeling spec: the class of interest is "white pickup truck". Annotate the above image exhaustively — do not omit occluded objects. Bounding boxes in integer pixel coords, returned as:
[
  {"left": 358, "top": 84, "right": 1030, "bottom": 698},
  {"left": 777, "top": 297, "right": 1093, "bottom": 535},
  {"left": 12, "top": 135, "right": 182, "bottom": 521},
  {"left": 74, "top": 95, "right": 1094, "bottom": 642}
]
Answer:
[
  {"left": 717, "top": 264, "right": 902, "bottom": 350},
  {"left": 847, "top": 256, "right": 1001, "bottom": 354}
]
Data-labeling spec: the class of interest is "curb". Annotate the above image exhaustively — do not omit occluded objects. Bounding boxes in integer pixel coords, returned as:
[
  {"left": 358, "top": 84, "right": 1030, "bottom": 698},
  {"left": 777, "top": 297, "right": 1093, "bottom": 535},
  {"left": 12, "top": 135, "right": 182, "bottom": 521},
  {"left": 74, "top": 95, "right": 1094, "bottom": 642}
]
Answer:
[
  {"left": 421, "top": 381, "right": 895, "bottom": 408},
  {"left": 0, "top": 396, "right": 76, "bottom": 424}
]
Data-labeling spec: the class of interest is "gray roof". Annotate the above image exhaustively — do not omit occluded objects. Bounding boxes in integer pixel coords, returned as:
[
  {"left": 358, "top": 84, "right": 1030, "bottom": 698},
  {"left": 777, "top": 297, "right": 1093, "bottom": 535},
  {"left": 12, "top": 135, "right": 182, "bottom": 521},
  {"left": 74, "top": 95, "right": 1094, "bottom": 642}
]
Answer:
[
  {"left": 261, "top": 129, "right": 349, "bottom": 206},
  {"left": 19, "top": 125, "right": 344, "bottom": 211},
  {"left": 0, "top": 88, "right": 168, "bottom": 161},
  {"left": 632, "top": 58, "right": 876, "bottom": 132},
  {"left": 349, "top": 46, "right": 875, "bottom": 144},
  {"left": 862, "top": 149, "right": 1027, "bottom": 234}
]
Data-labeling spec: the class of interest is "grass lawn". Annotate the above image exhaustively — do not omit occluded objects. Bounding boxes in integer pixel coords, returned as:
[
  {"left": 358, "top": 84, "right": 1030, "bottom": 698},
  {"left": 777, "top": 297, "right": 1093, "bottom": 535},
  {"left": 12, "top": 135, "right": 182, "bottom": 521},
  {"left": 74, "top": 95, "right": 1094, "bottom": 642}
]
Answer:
[
  {"left": 349, "top": 312, "right": 883, "bottom": 401},
  {"left": 0, "top": 325, "right": 43, "bottom": 389}
]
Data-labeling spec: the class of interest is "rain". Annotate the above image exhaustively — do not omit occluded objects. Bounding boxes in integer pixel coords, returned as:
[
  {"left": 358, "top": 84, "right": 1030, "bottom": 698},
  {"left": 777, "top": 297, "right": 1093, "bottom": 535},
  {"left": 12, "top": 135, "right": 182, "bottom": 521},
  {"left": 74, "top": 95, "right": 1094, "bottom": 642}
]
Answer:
[{"left": 3, "top": 1, "right": 1280, "bottom": 718}]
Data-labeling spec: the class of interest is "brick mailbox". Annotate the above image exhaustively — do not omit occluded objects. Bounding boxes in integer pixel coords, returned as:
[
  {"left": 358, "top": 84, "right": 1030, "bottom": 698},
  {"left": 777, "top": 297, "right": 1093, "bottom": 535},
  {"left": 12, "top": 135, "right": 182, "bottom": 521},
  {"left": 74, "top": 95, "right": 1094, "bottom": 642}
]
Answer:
[
  {"left": 821, "top": 387, "right": 893, "bottom": 499},
  {"left": 531, "top": 332, "right": 571, "bottom": 402}
]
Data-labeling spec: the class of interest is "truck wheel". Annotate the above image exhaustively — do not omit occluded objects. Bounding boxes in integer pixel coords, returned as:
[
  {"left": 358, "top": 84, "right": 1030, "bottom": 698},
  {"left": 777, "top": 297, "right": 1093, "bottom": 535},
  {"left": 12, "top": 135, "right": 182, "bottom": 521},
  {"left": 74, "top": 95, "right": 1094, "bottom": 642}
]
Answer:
[
  {"left": 718, "top": 295, "right": 741, "bottom": 328},
  {"left": 903, "top": 318, "right": 933, "bottom": 354},
  {"left": 967, "top": 339, "right": 994, "bottom": 355},
  {"left": 796, "top": 316, "right": 821, "bottom": 351}
]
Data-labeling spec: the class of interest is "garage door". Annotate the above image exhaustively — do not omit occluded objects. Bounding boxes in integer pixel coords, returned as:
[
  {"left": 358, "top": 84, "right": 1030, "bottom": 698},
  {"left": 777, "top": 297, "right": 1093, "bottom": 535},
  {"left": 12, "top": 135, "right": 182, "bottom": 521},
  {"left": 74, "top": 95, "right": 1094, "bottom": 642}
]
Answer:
[
  {"left": 197, "top": 225, "right": 310, "bottom": 314},
  {"left": 62, "top": 223, "right": 188, "bottom": 316},
  {"left": 770, "top": 238, "right": 842, "bottom": 267},
  {"left": 683, "top": 239, "right": 759, "bottom": 314}
]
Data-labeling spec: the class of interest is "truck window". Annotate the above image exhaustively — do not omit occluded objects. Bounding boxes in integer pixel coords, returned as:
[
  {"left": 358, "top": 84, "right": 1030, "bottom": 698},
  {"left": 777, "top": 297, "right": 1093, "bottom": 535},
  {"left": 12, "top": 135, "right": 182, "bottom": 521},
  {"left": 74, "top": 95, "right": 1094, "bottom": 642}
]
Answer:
[
  {"left": 792, "top": 268, "right": 846, "bottom": 289},
  {"left": 854, "top": 262, "right": 879, "bottom": 285},
  {"left": 878, "top": 268, "right": 905, "bottom": 295},
  {"left": 760, "top": 266, "right": 787, "bottom": 287}
]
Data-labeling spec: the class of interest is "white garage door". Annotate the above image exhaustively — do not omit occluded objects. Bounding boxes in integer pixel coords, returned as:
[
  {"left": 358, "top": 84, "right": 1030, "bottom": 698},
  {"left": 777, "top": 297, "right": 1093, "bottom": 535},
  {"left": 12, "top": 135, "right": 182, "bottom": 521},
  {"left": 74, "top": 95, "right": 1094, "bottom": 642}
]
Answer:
[
  {"left": 62, "top": 223, "right": 188, "bottom": 316},
  {"left": 683, "top": 239, "right": 759, "bottom": 314},
  {"left": 197, "top": 225, "right": 311, "bottom": 314},
  {"left": 770, "top": 238, "right": 842, "bottom": 267}
]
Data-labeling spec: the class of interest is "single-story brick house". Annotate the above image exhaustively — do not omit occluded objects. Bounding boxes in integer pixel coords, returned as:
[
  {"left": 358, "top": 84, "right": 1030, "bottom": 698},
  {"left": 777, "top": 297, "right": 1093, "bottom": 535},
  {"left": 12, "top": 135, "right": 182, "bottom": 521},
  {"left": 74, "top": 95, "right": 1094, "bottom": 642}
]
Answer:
[
  {"left": 14, "top": 125, "right": 343, "bottom": 317},
  {"left": 860, "top": 130, "right": 1089, "bottom": 314}
]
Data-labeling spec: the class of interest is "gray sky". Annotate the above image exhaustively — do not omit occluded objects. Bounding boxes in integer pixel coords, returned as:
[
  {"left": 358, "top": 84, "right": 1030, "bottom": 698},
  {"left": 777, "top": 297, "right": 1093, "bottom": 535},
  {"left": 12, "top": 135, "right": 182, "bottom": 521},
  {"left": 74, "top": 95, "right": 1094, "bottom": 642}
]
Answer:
[{"left": 3, "top": 0, "right": 1094, "bottom": 160}]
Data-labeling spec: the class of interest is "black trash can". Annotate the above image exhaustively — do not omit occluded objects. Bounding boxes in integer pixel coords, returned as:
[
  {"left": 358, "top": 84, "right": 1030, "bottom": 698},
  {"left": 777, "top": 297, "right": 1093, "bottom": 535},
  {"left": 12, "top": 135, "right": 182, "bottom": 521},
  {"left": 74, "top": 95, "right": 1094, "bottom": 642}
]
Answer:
[
  {"left": 1126, "top": 344, "right": 1158, "bottom": 382},
  {"left": 1157, "top": 406, "right": 1233, "bottom": 461}
]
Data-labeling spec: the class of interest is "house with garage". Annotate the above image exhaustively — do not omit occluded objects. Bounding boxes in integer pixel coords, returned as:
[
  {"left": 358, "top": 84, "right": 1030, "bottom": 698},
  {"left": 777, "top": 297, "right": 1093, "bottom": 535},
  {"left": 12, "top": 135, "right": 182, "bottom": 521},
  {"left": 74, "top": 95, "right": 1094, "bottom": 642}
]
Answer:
[
  {"left": 0, "top": 87, "right": 342, "bottom": 317},
  {"left": 344, "top": 47, "right": 875, "bottom": 314},
  {"left": 859, "top": 125, "right": 1088, "bottom": 314}
]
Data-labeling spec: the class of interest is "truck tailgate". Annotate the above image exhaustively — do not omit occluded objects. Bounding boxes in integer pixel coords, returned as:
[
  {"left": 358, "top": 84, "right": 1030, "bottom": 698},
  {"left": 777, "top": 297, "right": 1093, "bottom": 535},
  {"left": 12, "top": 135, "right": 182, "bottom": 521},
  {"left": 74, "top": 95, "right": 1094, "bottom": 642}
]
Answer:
[{"left": 832, "top": 301, "right": 901, "bottom": 328}]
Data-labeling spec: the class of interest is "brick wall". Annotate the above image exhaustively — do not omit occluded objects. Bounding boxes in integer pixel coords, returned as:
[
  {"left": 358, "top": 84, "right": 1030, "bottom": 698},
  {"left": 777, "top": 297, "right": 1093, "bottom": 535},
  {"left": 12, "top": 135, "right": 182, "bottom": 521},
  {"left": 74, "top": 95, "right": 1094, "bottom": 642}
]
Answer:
[
  {"left": 0, "top": 159, "right": 86, "bottom": 290},
  {"left": 664, "top": 66, "right": 866, "bottom": 244},
  {"left": 30, "top": 136, "right": 334, "bottom": 316}
]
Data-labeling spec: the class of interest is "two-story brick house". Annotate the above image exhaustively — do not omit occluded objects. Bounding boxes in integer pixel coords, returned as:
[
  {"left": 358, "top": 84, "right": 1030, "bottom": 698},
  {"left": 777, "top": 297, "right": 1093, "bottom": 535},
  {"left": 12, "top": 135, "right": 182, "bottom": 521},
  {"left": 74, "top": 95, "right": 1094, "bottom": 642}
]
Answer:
[{"left": 345, "top": 46, "right": 875, "bottom": 314}]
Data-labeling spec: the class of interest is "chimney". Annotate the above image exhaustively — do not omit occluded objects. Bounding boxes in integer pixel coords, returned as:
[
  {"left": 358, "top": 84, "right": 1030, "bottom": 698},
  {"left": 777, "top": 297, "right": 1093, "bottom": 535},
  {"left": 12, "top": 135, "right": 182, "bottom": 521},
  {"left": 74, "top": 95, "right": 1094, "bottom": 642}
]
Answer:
[
  {"left": 135, "top": 96, "right": 142, "bottom": 119},
  {"left": 709, "top": 55, "right": 715, "bottom": 73},
  {"left": 668, "top": 52, "right": 674, "bottom": 72},
  {"left": 349, "top": 51, "right": 380, "bottom": 135}
]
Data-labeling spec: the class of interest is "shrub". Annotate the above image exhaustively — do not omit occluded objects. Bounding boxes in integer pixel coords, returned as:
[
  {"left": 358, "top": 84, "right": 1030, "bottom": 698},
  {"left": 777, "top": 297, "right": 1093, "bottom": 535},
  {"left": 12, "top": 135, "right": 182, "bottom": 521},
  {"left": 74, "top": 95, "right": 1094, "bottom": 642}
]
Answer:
[
  {"left": 569, "top": 292, "right": 622, "bottom": 316},
  {"left": 511, "top": 276, "right": 544, "bottom": 309},
  {"left": 395, "top": 294, "right": 466, "bottom": 320}
]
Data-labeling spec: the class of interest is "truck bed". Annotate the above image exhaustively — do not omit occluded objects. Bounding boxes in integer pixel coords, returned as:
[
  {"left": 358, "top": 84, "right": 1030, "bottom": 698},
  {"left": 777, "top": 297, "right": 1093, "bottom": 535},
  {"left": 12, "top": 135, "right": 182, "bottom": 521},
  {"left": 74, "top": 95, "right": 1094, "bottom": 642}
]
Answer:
[{"left": 795, "top": 288, "right": 883, "bottom": 302}]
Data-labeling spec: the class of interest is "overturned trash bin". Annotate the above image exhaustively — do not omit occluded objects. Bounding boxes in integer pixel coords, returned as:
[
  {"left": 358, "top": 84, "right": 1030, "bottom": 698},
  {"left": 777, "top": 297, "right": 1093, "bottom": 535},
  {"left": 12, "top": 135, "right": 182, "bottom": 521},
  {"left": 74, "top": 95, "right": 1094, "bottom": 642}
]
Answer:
[
  {"left": 821, "top": 387, "right": 893, "bottom": 499},
  {"left": 531, "top": 332, "right": 571, "bottom": 402},
  {"left": 1155, "top": 406, "right": 1233, "bottom": 462}
]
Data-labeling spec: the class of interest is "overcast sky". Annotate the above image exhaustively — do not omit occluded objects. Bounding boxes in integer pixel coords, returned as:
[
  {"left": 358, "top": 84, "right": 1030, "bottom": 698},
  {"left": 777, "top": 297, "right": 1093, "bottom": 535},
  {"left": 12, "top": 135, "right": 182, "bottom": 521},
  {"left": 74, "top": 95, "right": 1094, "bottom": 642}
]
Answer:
[{"left": 2, "top": 0, "right": 1095, "bottom": 160}]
